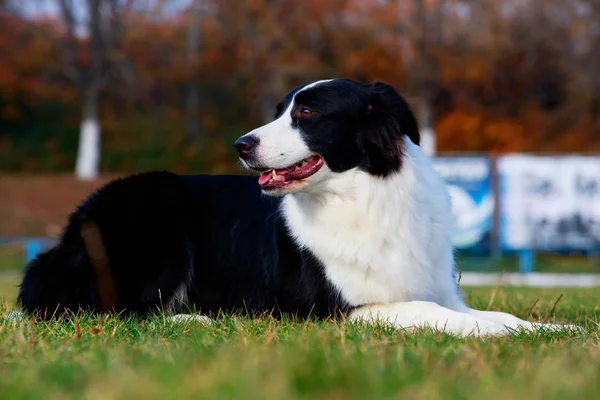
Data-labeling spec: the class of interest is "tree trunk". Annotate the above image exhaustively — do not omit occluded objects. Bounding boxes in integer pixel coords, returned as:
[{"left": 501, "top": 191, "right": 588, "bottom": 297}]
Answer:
[
  {"left": 259, "top": 67, "right": 285, "bottom": 124},
  {"left": 418, "top": 97, "right": 436, "bottom": 157},
  {"left": 593, "top": 42, "right": 600, "bottom": 128},
  {"left": 75, "top": 85, "right": 101, "bottom": 180},
  {"left": 185, "top": 0, "right": 201, "bottom": 142},
  {"left": 412, "top": 0, "right": 440, "bottom": 157},
  {"left": 75, "top": 0, "right": 103, "bottom": 180}
]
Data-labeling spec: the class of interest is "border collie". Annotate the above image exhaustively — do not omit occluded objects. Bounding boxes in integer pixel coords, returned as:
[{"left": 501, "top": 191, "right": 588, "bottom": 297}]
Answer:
[{"left": 17, "top": 78, "right": 578, "bottom": 336}]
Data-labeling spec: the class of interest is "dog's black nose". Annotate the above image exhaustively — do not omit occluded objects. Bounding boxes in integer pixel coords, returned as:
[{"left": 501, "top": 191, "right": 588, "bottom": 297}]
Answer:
[{"left": 234, "top": 135, "right": 258, "bottom": 155}]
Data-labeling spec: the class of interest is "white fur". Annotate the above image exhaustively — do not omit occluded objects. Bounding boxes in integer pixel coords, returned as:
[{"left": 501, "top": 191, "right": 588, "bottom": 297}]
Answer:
[
  {"left": 168, "top": 314, "right": 213, "bottom": 325},
  {"left": 349, "top": 302, "right": 510, "bottom": 336},
  {"left": 167, "top": 281, "right": 190, "bottom": 311}
]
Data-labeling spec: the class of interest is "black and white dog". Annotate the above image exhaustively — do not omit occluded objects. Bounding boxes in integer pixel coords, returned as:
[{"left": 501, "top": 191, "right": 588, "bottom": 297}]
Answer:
[{"left": 17, "top": 79, "right": 577, "bottom": 336}]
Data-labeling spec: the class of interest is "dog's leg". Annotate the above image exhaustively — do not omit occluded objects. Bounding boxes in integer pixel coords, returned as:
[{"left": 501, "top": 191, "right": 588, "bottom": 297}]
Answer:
[
  {"left": 349, "top": 301, "right": 509, "bottom": 337},
  {"left": 168, "top": 314, "right": 213, "bottom": 325},
  {"left": 466, "top": 309, "right": 583, "bottom": 333}
]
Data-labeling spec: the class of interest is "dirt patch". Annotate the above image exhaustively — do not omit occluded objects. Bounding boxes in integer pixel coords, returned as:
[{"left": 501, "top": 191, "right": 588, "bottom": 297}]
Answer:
[{"left": 0, "top": 173, "right": 123, "bottom": 237}]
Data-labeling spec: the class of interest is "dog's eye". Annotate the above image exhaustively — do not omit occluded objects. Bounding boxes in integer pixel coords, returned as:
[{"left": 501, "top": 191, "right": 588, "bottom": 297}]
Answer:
[{"left": 300, "top": 107, "right": 314, "bottom": 117}]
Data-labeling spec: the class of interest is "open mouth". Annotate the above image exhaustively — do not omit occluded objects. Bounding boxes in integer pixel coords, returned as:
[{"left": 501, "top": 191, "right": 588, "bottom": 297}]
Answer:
[{"left": 256, "top": 155, "right": 324, "bottom": 191}]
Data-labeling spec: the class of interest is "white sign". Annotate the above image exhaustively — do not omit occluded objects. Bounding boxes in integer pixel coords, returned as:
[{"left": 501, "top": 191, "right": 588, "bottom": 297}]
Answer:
[{"left": 498, "top": 155, "right": 600, "bottom": 250}]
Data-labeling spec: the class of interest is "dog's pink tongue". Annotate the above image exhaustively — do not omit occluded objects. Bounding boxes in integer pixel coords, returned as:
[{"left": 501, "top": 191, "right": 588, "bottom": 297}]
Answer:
[
  {"left": 258, "top": 172, "right": 272, "bottom": 186},
  {"left": 258, "top": 170, "right": 288, "bottom": 186}
]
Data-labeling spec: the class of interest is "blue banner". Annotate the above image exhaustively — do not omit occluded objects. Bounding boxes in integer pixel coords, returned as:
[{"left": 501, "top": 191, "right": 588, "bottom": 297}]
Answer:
[{"left": 432, "top": 156, "right": 494, "bottom": 252}]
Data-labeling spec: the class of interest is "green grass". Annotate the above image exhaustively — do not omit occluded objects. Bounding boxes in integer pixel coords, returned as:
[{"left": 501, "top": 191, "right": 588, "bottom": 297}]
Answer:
[
  {"left": 0, "top": 272, "right": 20, "bottom": 305},
  {"left": 456, "top": 252, "right": 600, "bottom": 273},
  {"left": 0, "top": 247, "right": 23, "bottom": 273},
  {"left": 0, "top": 269, "right": 599, "bottom": 400},
  {"left": 0, "top": 274, "right": 600, "bottom": 400}
]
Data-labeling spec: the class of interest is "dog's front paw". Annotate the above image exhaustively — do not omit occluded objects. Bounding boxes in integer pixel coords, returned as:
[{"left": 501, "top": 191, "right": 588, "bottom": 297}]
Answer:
[
  {"left": 466, "top": 320, "right": 511, "bottom": 337},
  {"left": 3, "top": 310, "right": 25, "bottom": 324},
  {"left": 168, "top": 314, "right": 213, "bottom": 325}
]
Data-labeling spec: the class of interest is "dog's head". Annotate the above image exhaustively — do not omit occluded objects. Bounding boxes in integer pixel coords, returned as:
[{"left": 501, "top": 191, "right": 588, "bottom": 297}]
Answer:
[{"left": 235, "top": 78, "right": 420, "bottom": 195}]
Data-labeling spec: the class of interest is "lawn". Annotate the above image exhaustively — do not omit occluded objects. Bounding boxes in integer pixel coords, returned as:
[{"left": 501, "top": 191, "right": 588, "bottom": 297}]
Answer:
[{"left": 0, "top": 270, "right": 599, "bottom": 400}]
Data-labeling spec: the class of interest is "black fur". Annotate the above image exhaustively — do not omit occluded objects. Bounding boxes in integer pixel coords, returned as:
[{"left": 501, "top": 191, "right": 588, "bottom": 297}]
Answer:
[
  {"left": 281, "top": 79, "right": 419, "bottom": 176},
  {"left": 18, "top": 171, "right": 351, "bottom": 319}
]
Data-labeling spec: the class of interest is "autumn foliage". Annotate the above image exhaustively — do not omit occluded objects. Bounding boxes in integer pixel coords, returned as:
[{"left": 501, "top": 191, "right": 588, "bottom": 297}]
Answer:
[{"left": 1, "top": 0, "right": 599, "bottom": 175}]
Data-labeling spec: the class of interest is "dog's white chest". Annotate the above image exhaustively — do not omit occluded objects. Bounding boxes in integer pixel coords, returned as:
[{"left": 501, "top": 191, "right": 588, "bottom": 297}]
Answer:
[{"left": 282, "top": 195, "right": 433, "bottom": 307}]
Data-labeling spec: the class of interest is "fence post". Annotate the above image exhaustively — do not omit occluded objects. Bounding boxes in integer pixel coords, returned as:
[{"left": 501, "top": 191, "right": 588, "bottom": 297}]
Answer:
[
  {"left": 25, "top": 239, "right": 42, "bottom": 264},
  {"left": 490, "top": 154, "right": 502, "bottom": 262},
  {"left": 518, "top": 248, "right": 535, "bottom": 273}
]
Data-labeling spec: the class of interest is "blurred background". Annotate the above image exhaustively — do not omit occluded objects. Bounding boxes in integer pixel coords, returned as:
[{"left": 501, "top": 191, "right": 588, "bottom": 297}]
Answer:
[{"left": 0, "top": 0, "right": 599, "bottom": 294}]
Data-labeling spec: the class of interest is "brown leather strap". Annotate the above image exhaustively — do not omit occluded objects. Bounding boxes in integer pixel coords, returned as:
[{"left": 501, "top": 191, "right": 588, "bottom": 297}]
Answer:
[{"left": 81, "top": 220, "right": 119, "bottom": 312}]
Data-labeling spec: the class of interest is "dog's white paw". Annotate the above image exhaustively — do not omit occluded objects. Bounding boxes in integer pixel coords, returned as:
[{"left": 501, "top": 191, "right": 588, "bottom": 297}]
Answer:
[
  {"left": 3, "top": 310, "right": 25, "bottom": 324},
  {"left": 466, "top": 320, "right": 511, "bottom": 337},
  {"left": 168, "top": 314, "right": 213, "bottom": 325}
]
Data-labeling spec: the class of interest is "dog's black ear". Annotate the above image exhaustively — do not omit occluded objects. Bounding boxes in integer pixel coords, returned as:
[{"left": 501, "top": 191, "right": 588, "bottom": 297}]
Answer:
[{"left": 358, "top": 81, "right": 420, "bottom": 177}]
